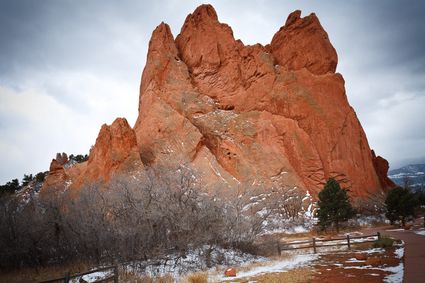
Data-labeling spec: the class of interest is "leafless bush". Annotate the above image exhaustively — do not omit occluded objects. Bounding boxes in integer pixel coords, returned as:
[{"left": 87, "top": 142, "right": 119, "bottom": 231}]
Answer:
[
  {"left": 268, "top": 186, "right": 305, "bottom": 220},
  {"left": 0, "top": 166, "right": 265, "bottom": 270},
  {"left": 353, "top": 191, "right": 386, "bottom": 216}
]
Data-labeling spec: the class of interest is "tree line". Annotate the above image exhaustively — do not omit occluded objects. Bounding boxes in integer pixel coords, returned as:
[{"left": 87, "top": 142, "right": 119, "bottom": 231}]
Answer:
[{"left": 316, "top": 177, "right": 425, "bottom": 232}]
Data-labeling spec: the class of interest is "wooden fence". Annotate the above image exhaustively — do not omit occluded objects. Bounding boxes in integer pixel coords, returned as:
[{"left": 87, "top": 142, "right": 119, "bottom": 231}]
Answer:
[
  {"left": 38, "top": 265, "right": 118, "bottom": 283},
  {"left": 278, "top": 232, "right": 381, "bottom": 254}
]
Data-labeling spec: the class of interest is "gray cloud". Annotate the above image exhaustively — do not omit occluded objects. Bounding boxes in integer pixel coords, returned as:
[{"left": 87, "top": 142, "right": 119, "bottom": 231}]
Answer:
[{"left": 0, "top": 0, "right": 424, "bottom": 183}]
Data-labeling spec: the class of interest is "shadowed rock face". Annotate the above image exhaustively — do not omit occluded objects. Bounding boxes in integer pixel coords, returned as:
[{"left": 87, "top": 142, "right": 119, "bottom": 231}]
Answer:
[{"left": 42, "top": 5, "right": 394, "bottom": 198}]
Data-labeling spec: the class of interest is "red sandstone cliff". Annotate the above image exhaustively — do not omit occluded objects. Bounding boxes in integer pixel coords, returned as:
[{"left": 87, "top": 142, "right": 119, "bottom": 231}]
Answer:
[{"left": 42, "top": 5, "right": 395, "bottom": 197}]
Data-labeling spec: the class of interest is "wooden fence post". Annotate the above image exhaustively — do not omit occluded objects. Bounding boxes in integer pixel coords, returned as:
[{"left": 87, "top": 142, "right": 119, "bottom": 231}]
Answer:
[
  {"left": 277, "top": 241, "right": 281, "bottom": 256},
  {"left": 377, "top": 232, "right": 381, "bottom": 240},
  {"left": 64, "top": 271, "right": 70, "bottom": 283},
  {"left": 312, "top": 238, "right": 317, "bottom": 254},
  {"left": 114, "top": 265, "right": 119, "bottom": 283},
  {"left": 346, "top": 234, "right": 351, "bottom": 250}
]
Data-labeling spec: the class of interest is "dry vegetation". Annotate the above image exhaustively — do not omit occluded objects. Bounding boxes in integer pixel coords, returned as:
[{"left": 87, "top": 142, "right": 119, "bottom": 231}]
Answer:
[
  {"left": 181, "top": 272, "right": 209, "bottom": 283},
  {"left": 0, "top": 166, "right": 278, "bottom": 280},
  {"left": 235, "top": 267, "right": 313, "bottom": 283}
]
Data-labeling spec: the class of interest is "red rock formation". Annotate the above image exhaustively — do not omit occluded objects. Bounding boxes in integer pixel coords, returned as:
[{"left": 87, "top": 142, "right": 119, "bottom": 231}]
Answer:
[
  {"left": 41, "top": 118, "right": 143, "bottom": 195},
  {"left": 81, "top": 118, "right": 143, "bottom": 185},
  {"left": 41, "top": 159, "right": 68, "bottom": 194},
  {"left": 133, "top": 4, "right": 388, "bottom": 197},
  {"left": 372, "top": 150, "right": 397, "bottom": 191},
  {"left": 270, "top": 10, "right": 338, "bottom": 75},
  {"left": 42, "top": 5, "right": 392, "bottom": 198}
]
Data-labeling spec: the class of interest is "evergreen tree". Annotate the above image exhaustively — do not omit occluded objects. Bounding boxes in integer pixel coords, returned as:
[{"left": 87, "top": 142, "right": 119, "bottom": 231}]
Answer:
[
  {"left": 35, "top": 172, "right": 46, "bottom": 183},
  {"left": 0, "top": 178, "right": 21, "bottom": 195},
  {"left": 317, "top": 178, "right": 355, "bottom": 232},
  {"left": 385, "top": 187, "right": 417, "bottom": 226},
  {"left": 22, "top": 174, "right": 33, "bottom": 186},
  {"left": 69, "top": 154, "right": 89, "bottom": 163}
]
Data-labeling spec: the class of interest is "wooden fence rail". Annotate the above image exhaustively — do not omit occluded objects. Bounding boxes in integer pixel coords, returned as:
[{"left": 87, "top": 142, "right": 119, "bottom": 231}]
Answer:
[
  {"left": 38, "top": 265, "right": 118, "bottom": 283},
  {"left": 278, "top": 232, "right": 381, "bottom": 254}
]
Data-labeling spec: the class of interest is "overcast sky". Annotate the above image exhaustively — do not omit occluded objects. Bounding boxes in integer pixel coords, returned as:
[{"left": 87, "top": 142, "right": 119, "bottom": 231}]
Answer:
[{"left": 0, "top": 0, "right": 424, "bottom": 184}]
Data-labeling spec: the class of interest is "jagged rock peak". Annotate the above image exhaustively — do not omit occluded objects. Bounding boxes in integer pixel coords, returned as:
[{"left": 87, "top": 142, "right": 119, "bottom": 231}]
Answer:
[
  {"left": 80, "top": 117, "right": 143, "bottom": 184},
  {"left": 371, "top": 150, "right": 396, "bottom": 191},
  {"left": 88, "top": 118, "right": 138, "bottom": 166},
  {"left": 271, "top": 10, "right": 338, "bottom": 75},
  {"left": 183, "top": 4, "right": 219, "bottom": 25},
  {"left": 150, "top": 22, "right": 175, "bottom": 47},
  {"left": 145, "top": 22, "right": 177, "bottom": 60},
  {"left": 285, "top": 10, "right": 302, "bottom": 26}
]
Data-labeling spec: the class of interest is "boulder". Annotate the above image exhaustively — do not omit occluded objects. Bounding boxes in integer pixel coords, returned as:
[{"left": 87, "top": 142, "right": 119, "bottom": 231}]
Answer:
[
  {"left": 354, "top": 253, "right": 367, "bottom": 261},
  {"left": 224, "top": 268, "right": 237, "bottom": 277}
]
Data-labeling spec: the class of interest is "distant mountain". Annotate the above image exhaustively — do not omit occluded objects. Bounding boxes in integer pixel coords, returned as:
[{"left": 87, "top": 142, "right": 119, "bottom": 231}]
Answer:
[{"left": 388, "top": 164, "right": 425, "bottom": 189}]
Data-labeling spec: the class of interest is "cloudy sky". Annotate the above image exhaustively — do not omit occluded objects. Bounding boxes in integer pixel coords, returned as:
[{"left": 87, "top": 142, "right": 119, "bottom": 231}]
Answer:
[{"left": 0, "top": 0, "right": 424, "bottom": 184}]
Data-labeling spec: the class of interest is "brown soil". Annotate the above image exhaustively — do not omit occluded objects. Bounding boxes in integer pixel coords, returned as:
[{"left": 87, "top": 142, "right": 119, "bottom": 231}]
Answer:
[
  {"left": 362, "top": 218, "right": 425, "bottom": 283},
  {"left": 310, "top": 246, "right": 399, "bottom": 283}
]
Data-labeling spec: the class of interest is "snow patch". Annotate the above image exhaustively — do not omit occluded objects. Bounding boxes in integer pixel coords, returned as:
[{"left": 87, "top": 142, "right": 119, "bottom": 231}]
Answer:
[
  {"left": 70, "top": 270, "right": 113, "bottom": 283},
  {"left": 216, "top": 254, "right": 318, "bottom": 281},
  {"left": 394, "top": 246, "right": 404, "bottom": 259},
  {"left": 383, "top": 263, "right": 404, "bottom": 283}
]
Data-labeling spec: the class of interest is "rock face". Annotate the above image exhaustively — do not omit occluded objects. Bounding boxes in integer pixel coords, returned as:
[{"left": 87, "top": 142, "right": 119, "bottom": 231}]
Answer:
[
  {"left": 42, "top": 158, "right": 68, "bottom": 191},
  {"left": 83, "top": 118, "right": 142, "bottom": 183},
  {"left": 42, "top": 5, "right": 393, "bottom": 198},
  {"left": 372, "top": 150, "right": 396, "bottom": 191},
  {"left": 133, "top": 4, "right": 392, "bottom": 197},
  {"left": 270, "top": 10, "right": 338, "bottom": 75},
  {"left": 42, "top": 118, "right": 143, "bottom": 194}
]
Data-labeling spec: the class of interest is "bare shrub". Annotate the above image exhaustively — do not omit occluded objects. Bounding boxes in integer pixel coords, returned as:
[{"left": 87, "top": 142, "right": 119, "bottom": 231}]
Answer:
[
  {"left": 353, "top": 191, "right": 386, "bottom": 216},
  {"left": 0, "top": 165, "right": 267, "bottom": 270}
]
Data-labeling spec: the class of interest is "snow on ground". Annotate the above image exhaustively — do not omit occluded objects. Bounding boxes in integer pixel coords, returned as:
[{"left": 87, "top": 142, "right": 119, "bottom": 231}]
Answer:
[
  {"left": 124, "top": 246, "right": 263, "bottom": 279},
  {"left": 341, "top": 261, "right": 404, "bottom": 283},
  {"left": 383, "top": 263, "right": 404, "bottom": 283},
  {"left": 350, "top": 215, "right": 388, "bottom": 227},
  {"left": 70, "top": 270, "right": 113, "bottom": 283},
  {"left": 213, "top": 254, "right": 319, "bottom": 281},
  {"left": 345, "top": 258, "right": 366, "bottom": 263},
  {"left": 414, "top": 229, "right": 425, "bottom": 236},
  {"left": 340, "top": 245, "right": 404, "bottom": 283},
  {"left": 262, "top": 224, "right": 310, "bottom": 235},
  {"left": 394, "top": 244, "right": 404, "bottom": 259},
  {"left": 362, "top": 248, "right": 385, "bottom": 254}
]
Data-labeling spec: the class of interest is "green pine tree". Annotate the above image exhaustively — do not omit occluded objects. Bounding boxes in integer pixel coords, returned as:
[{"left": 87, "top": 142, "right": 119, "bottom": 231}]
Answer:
[
  {"left": 385, "top": 187, "right": 417, "bottom": 226},
  {"left": 22, "top": 174, "right": 33, "bottom": 186},
  {"left": 0, "top": 178, "right": 21, "bottom": 195},
  {"left": 317, "top": 178, "right": 355, "bottom": 232}
]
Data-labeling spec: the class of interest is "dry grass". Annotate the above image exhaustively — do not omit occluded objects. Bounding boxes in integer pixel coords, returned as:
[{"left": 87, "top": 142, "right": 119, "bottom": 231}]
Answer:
[
  {"left": 231, "top": 267, "right": 313, "bottom": 283},
  {"left": 0, "top": 261, "right": 96, "bottom": 283},
  {"left": 120, "top": 271, "right": 174, "bottom": 283},
  {"left": 181, "top": 272, "right": 208, "bottom": 283}
]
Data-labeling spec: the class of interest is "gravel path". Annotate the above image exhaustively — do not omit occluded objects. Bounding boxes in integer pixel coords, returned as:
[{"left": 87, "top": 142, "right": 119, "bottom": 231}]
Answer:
[{"left": 363, "top": 223, "right": 425, "bottom": 283}]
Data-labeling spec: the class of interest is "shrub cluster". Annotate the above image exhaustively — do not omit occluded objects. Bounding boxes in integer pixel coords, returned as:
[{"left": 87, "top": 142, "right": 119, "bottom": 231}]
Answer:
[{"left": 0, "top": 167, "right": 264, "bottom": 269}]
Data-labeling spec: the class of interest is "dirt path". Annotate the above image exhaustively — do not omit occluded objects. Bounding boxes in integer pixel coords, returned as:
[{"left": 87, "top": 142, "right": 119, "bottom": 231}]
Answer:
[{"left": 363, "top": 225, "right": 425, "bottom": 283}]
